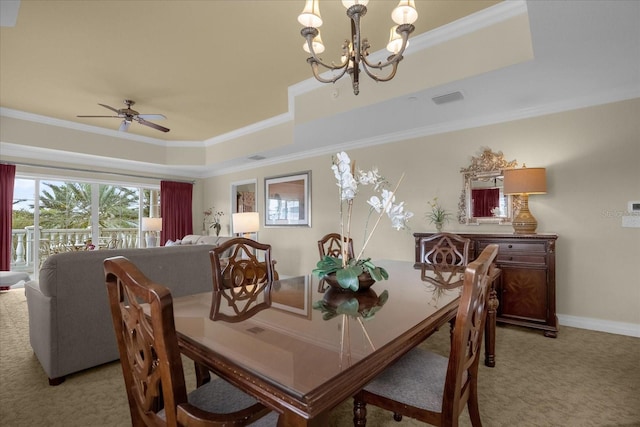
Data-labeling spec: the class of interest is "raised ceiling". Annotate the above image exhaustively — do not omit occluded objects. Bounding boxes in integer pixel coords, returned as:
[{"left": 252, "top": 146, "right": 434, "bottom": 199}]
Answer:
[
  {"left": 1, "top": 1, "right": 639, "bottom": 177},
  {"left": 0, "top": 0, "right": 497, "bottom": 142}
]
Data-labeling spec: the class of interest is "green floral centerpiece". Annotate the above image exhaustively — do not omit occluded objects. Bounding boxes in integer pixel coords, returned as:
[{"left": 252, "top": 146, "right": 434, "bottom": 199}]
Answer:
[{"left": 313, "top": 151, "right": 413, "bottom": 291}]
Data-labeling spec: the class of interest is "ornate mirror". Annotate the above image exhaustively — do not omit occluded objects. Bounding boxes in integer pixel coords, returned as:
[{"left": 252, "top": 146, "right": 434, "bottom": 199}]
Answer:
[{"left": 458, "top": 148, "right": 519, "bottom": 225}]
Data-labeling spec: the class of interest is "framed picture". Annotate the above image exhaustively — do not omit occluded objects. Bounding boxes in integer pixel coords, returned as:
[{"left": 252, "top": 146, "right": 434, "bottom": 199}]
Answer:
[
  {"left": 264, "top": 171, "right": 311, "bottom": 227},
  {"left": 271, "top": 276, "right": 312, "bottom": 319}
]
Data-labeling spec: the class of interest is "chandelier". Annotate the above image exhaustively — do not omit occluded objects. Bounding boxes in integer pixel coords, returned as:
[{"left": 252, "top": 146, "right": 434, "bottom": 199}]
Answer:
[{"left": 298, "top": 0, "right": 418, "bottom": 95}]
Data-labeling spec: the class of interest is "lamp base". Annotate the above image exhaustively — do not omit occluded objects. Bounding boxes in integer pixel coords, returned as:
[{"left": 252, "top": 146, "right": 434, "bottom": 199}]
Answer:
[
  {"left": 145, "top": 234, "right": 158, "bottom": 248},
  {"left": 512, "top": 194, "right": 538, "bottom": 234}
]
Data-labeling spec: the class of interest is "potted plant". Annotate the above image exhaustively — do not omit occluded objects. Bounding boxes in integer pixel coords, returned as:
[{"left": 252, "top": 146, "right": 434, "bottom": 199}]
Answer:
[
  {"left": 203, "top": 207, "right": 224, "bottom": 236},
  {"left": 426, "top": 197, "right": 451, "bottom": 232},
  {"left": 312, "top": 152, "right": 413, "bottom": 291}
]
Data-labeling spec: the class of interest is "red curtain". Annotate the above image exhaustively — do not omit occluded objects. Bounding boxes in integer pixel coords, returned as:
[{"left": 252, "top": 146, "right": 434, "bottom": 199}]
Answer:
[
  {"left": 471, "top": 188, "right": 499, "bottom": 217},
  {"left": 1, "top": 164, "right": 17, "bottom": 270},
  {"left": 160, "top": 181, "right": 193, "bottom": 245}
]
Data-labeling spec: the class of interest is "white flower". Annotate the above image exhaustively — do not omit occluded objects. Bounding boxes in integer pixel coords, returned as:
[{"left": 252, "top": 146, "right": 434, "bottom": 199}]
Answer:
[
  {"left": 332, "top": 151, "right": 413, "bottom": 262},
  {"left": 387, "top": 202, "right": 414, "bottom": 230},
  {"left": 357, "top": 168, "right": 383, "bottom": 188}
]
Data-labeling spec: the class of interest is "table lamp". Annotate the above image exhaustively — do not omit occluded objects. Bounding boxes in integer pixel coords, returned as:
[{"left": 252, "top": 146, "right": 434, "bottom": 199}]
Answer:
[
  {"left": 142, "top": 217, "right": 162, "bottom": 247},
  {"left": 503, "top": 166, "right": 547, "bottom": 234},
  {"left": 232, "top": 212, "right": 259, "bottom": 238}
]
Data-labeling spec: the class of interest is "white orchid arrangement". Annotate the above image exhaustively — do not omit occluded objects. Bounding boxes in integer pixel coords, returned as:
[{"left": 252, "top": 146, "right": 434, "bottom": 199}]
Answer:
[{"left": 313, "top": 151, "right": 414, "bottom": 290}]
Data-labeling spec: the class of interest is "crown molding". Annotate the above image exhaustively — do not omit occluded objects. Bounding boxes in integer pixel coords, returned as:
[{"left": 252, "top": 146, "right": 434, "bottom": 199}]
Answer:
[{"left": 0, "top": 142, "right": 209, "bottom": 179}]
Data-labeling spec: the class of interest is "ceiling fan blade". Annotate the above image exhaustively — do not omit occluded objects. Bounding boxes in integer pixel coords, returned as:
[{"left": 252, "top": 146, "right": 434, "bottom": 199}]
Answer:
[
  {"left": 137, "top": 114, "right": 166, "bottom": 120},
  {"left": 137, "top": 118, "right": 170, "bottom": 133},
  {"left": 119, "top": 120, "right": 131, "bottom": 132},
  {"left": 77, "top": 115, "right": 120, "bottom": 118},
  {"left": 98, "top": 103, "right": 121, "bottom": 114}
]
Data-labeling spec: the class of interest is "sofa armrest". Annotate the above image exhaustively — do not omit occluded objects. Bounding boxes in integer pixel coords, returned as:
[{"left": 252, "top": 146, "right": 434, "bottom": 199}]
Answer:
[{"left": 25, "top": 280, "right": 57, "bottom": 379}]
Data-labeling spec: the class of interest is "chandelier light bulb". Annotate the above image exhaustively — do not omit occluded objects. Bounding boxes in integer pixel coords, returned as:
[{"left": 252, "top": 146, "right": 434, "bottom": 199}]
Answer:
[
  {"left": 298, "top": 0, "right": 323, "bottom": 28},
  {"left": 392, "top": 0, "right": 418, "bottom": 25},
  {"left": 386, "top": 26, "right": 407, "bottom": 54},
  {"left": 303, "top": 32, "right": 325, "bottom": 54}
]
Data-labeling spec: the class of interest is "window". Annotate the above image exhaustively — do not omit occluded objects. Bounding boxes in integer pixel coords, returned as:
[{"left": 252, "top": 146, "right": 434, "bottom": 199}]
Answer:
[{"left": 10, "top": 176, "right": 159, "bottom": 273}]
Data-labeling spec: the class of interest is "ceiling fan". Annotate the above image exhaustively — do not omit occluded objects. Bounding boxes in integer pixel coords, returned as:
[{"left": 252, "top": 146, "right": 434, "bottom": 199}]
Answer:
[{"left": 77, "top": 99, "right": 170, "bottom": 133}]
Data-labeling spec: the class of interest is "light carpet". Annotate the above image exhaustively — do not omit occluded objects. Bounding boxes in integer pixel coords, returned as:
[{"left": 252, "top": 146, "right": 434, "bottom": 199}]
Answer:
[{"left": 1, "top": 289, "right": 638, "bottom": 426}]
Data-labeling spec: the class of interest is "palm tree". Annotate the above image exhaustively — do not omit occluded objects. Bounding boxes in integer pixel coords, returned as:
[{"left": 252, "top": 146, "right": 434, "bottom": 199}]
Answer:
[{"left": 38, "top": 182, "right": 139, "bottom": 229}]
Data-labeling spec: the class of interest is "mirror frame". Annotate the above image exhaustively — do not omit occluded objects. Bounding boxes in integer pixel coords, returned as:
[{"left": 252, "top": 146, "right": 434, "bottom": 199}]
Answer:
[
  {"left": 458, "top": 148, "right": 519, "bottom": 225},
  {"left": 231, "top": 179, "right": 258, "bottom": 235}
]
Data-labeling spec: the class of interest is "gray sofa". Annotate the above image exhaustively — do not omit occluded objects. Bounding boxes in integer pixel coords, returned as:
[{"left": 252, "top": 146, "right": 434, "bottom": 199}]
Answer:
[{"left": 25, "top": 238, "right": 231, "bottom": 385}]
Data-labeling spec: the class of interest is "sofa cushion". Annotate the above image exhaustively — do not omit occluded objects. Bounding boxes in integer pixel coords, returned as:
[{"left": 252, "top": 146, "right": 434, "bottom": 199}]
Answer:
[
  {"left": 180, "top": 234, "right": 200, "bottom": 245},
  {"left": 196, "top": 236, "right": 219, "bottom": 245}
]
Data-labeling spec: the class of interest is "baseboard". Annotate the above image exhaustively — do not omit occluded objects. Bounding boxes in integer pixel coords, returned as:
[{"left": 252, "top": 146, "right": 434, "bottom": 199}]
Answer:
[{"left": 558, "top": 314, "right": 640, "bottom": 338}]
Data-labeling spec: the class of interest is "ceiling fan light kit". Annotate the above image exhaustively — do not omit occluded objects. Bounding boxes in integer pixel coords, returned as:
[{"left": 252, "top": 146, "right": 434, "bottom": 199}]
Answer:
[
  {"left": 77, "top": 99, "right": 170, "bottom": 133},
  {"left": 298, "top": 0, "right": 418, "bottom": 95}
]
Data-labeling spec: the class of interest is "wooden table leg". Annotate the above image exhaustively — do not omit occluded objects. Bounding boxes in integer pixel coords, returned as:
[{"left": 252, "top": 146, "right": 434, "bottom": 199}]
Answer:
[{"left": 485, "top": 287, "right": 498, "bottom": 367}]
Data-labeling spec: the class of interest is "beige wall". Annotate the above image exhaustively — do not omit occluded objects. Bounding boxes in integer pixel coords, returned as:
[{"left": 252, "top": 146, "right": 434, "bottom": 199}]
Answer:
[
  {"left": 204, "top": 99, "right": 640, "bottom": 328},
  {"left": 5, "top": 98, "right": 638, "bottom": 332}
]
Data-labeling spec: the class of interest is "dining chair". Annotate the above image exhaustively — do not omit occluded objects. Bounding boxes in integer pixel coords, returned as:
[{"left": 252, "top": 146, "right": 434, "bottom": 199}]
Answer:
[
  {"left": 209, "top": 237, "right": 276, "bottom": 292},
  {"left": 209, "top": 238, "right": 274, "bottom": 323},
  {"left": 317, "top": 232, "right": 355, "bottom": 260},
  {"left": 418, "top": 232, "right": 471, "bottom": 289},
  {"left": 317, "top": 233, "right": 355, "bottom": 291},
  {"left": 104, "top": 256, "right": 278, "bottom": 427},
  {"left": 353, "top": 244, "right": 499, "bottom": 427}
]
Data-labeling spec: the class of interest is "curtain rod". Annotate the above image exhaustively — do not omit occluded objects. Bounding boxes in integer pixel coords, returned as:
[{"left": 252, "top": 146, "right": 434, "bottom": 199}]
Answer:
[{"left": 2, "top": 161, "right": 195, "bottom": 184}]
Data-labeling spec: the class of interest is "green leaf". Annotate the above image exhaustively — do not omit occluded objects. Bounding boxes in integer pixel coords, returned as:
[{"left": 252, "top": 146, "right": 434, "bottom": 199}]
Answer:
[
  {"left": 336, "top": 298, "right": 360, "bottom": 316},
  {"left": 336, "top": 267, "right": 359, "bottom": 291},
  {"left": 367, "top": 266, "right": 389, "bottom": 282}
]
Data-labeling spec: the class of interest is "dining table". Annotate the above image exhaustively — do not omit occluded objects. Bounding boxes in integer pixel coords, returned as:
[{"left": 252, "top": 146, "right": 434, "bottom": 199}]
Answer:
[{"left": 171, "top": 260, "right": 465, "bottom": 426}]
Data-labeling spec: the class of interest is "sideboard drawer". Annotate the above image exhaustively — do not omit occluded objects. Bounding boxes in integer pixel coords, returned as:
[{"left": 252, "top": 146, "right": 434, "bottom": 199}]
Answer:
[
  {"left": 496, "top": 253, "right": 546, "bottom": 265},
  {"left": 478, "top": 241, "right": 547, "bottom": 254}
]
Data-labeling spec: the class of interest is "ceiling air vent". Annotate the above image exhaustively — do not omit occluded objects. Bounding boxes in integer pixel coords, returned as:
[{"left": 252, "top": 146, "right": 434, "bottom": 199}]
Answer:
[
  {"left": 248, "top": 155, "right": 266, "bottom": 161},
  {"left": 432, "top": 91, "right": 464, "bottom": 105}
]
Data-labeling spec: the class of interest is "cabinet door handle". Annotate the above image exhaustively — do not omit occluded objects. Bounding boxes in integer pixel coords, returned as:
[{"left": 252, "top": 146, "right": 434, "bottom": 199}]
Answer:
[{"left": 508, "top": 244, "right": 513, "bottom": 248}]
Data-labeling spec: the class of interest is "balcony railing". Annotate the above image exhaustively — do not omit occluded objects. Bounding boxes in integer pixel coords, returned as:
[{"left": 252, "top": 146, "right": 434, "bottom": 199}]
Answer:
[{"left": 10, "top": 226, "right": 143, "bottom": 273}]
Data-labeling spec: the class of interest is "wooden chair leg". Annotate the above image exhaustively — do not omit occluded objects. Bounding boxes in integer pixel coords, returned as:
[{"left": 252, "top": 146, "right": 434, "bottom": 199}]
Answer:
[
  {"left": 194, "top": 361, "right": 211, "bottom": 387},
  {"left": 467, "top": 379, "right": 482, "bottom": 427}
]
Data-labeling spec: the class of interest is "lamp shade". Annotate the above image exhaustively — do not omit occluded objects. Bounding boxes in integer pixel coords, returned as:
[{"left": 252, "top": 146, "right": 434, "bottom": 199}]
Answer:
[
  {"left": 141, "top": 217, "right": 163, "bottom": 231},
  {"left": 503, "top": 167, "right": 547, "bottom": 195},
  {"left": 391, "top": 0, "right": 418, "bottom": 25},
  {"left": 232, "top": 212, "right": 259, "bottom": 235},
  {"left": 298, "top": 0, "right": 322, "bottom": 28}
]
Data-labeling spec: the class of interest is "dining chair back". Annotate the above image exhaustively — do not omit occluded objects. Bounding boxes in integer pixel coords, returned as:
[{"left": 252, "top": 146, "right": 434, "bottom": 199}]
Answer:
[
  {"left": 209, "top": 237, "right": 275, "bottom": 291},
  {"left": 209, "top": 237, "right": 276, "bottom": 323},
  {"left": 353, "top": 244, "right": 499, "bottom": 427},
  {"left": 317, "top": 233, "right": 355, "bottom": 291},
  {"left": 317, "top": 232, "right": 355, "bottom": 260},
  {"left": 104, "top": 256, "right": 276, "bottom": 427},
  {"left": 418, "top": 232, "right": 471, "bottom": 289}
]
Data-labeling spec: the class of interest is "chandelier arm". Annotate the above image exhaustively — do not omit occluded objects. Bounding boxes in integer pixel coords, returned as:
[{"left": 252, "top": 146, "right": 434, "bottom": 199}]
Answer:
[
  {"left": 360, "top": 61, "right": 400, "bottom": 83},
  {"left": 308, "top": 59, "right": 349, "bottom": 84},
  {"left": 301, "top": 27, "right": 350, "bottom": 72},
  {"left": 360, "top": 25, "right": 413, "bottom": 70}
]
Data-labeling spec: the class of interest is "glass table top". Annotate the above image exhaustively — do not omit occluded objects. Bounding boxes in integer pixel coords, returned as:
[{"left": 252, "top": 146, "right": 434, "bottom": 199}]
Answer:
[{"left": 172, "top": 259, "right": 460, "bottom": 399}]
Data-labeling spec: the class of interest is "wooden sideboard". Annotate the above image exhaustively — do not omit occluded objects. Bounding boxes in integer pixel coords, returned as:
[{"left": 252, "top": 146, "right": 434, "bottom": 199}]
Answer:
[{"left": 414, "top": 232, "right": 558, "bottom": 338}]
